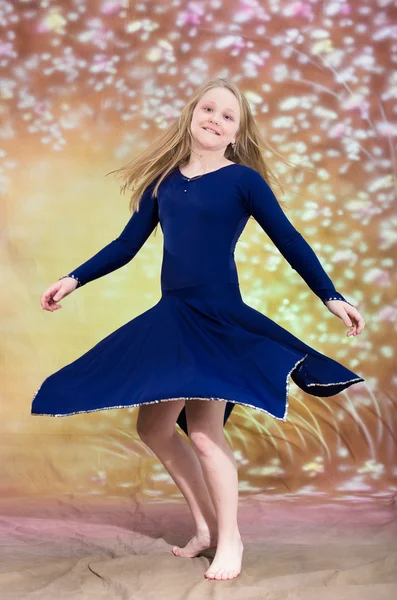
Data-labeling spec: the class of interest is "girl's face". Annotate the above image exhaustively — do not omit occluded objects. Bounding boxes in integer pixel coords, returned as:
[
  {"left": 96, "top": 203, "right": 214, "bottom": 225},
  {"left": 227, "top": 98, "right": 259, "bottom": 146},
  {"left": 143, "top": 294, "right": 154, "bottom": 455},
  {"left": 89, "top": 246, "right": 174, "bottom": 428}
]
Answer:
[{"left": 190, "top": 87, "right": 240, "bottom": 153}]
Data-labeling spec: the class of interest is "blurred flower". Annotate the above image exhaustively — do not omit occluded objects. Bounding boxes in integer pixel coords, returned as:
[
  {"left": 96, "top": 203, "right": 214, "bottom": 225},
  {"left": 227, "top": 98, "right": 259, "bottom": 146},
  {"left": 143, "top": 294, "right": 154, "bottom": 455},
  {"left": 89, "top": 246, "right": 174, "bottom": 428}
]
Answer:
[
  {"left": 312, "top": 39, "right": 334, "bottom": 55},
  {"left": 332, "top": 249, "right": 359, "bottom": 266},
  {"left": 289, "top": 2, "right": 313, "bottom": 19},
  {"left": 147, "top": 40, "right": 174, "bottom": 63},
  {"left": 340, "top": 4, "right": 351, "bottom": 16},
  {"left": 377, "top": 306, "right": 397, "bottom": 322},
  {"left": 329, "top": 123, "right": 347, "bottom": 138},
  {"left": 36, "top": 9, "right": 67, "bottom": 34},
  {"left": 342, "top": 95, "right": 370, "bottom": 120},
  {"left": 91, "top": 470, "right": 107, "bottom": 485},
  {"left": 215, "top": 35, "right": 247, "bottom": 56},
  {"left": 126, "top": 19, "right": 160, "bottom": 34},
  {"left": 376, "top": 121, "right": 397, "bottom": 137},
  {"left": 78, "top": 18, "right": 112, "bottom": 49},
  {"left": 363, "top": 268, "right": 390, "bottom": 287},
  {"left": 357, "top": 459, "right": 384, "bottom": 478},
  {"left": 89, "top": 54, "right": 115, "bottom": 73},
  {"left": 101, "top": 0, "right": 124, "bottom": 15},
  {"left": 235, "top": 0, "right": 270, "bottom": 24},
  {"left": 0, "top": 42, "right": 15, "bottom": 58},
  {"left": 302, "top": 461, "right": 325, "bottom": 475},
  {"left": 177, "top": 2, "right": 205, "bottom": 27}
]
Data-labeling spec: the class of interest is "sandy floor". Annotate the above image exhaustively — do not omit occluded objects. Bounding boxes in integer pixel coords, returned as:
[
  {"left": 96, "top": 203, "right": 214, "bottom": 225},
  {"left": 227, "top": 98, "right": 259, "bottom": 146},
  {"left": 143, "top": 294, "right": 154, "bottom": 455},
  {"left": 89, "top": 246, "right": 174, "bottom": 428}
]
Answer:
[{"left": 0, "top": 494, "right": 396, "bottom": 599}]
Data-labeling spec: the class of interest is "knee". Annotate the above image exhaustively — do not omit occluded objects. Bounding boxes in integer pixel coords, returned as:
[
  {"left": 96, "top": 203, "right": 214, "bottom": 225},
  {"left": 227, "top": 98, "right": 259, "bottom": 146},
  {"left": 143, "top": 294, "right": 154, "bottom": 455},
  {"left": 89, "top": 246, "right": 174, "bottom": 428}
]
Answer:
[
  {"left": 136, "top": 420, "right": 152, "bottom": 444},
  {"left": 136, "top": 419, "right": 159, "bottom": 445},
  {"left": 137, "top": 420, "right": 174, "bottom": 446},
  {"left": 189, "top": 430, "right": 216, "bottom": 458}
]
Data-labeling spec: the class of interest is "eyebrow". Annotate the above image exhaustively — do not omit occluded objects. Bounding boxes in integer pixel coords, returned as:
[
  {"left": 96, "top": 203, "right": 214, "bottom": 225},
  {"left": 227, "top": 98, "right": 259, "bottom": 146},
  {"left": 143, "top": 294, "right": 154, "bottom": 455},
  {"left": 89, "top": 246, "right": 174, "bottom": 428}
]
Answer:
[{"left": 203, "top": 100, "right": 236, "bottom": 114}]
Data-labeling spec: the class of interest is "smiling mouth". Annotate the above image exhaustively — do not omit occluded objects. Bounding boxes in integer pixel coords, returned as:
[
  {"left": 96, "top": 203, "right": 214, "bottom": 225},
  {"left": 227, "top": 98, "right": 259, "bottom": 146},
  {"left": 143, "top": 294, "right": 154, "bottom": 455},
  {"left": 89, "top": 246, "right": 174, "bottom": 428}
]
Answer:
[{"left": 202, "top": 127, "right": 220, "bottom": 136}]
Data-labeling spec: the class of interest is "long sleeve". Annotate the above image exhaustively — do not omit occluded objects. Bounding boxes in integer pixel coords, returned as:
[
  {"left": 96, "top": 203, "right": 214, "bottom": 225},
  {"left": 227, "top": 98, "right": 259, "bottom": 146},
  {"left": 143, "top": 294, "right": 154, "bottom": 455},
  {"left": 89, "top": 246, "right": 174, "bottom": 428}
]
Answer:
[
  {"left": 62, "top": 183, "right": 159, "bottom": 288},
  {"left": 244, "top": 169, "right": 354, "bottom": 306}
]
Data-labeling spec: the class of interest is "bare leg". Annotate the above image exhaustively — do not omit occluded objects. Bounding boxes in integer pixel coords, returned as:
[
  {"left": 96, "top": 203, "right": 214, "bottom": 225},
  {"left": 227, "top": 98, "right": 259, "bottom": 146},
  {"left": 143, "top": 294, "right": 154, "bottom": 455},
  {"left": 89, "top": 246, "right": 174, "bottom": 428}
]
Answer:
[
  {"left": 185, "top": 399, "right": 244, "bottom": 581},
  {"left": 137, "top": 400, "right": 218, "bottom": 556}
]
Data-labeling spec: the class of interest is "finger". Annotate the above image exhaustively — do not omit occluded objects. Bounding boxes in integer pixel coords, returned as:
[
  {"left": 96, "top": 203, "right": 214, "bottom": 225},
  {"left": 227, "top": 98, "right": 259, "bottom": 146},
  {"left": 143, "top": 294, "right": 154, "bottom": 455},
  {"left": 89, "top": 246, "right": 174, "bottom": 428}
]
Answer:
[
  {"left": 349, "top": 313, "right": 365, "bottom": 334},
  {"left": 343, "top": 314, "right": 353, "bottom": 327},
  {"left": 42, "top": 295, "right": 59, "bottom": 311},
  {"left": 344, "top": 307, "right": 362, "bottom": 330},
  {"left": 357, "top": 317, "right": 365, "bottom": 334},
  {"left": 41, "top": 293, "right": 51, "bottom": 309},
  {"left": 346, "top": 318, "right": 357, "bottom": 335},
  {"left": 42, "top": 298, "right": 52, "bottom": 310},
  {"left": 42, "top": 290, "right": 56, "bottom": 308},
  {"left": 347, "top": 320, "right": 362, "bottom": 336}
]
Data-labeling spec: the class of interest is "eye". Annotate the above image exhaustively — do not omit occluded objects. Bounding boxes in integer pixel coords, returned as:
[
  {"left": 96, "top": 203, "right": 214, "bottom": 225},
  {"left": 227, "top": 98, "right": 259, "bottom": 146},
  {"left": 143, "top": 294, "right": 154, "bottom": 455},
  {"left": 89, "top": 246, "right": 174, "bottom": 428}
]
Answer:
[{"left": 203, "top": 107, "right": 233, "bottom": 120}]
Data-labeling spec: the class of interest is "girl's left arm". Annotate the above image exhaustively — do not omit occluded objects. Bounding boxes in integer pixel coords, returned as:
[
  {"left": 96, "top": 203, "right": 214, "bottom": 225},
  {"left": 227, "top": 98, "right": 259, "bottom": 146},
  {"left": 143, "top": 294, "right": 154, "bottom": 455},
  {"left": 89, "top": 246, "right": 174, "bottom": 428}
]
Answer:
[{"left": 245, "top": 170, "right": 365, "bottom": 336}]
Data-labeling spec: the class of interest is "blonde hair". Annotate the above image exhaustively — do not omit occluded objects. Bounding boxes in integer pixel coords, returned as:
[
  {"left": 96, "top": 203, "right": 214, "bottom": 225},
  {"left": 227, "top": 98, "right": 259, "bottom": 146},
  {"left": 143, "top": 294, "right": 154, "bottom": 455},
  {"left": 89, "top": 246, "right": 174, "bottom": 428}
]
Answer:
[{"left": 107, "top": 77, "right": 294, "bottom": 215}]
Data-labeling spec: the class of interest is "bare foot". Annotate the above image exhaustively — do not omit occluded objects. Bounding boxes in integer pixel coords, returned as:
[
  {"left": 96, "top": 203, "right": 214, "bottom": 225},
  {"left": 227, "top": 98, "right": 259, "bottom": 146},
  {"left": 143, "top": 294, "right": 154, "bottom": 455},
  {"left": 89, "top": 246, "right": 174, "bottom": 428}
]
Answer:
[
  {"left": 172, "top": 530, "right": 218, "bottom": 558},
  {"left": 204, "top": 533, "right": 244, "bottom": 580}
]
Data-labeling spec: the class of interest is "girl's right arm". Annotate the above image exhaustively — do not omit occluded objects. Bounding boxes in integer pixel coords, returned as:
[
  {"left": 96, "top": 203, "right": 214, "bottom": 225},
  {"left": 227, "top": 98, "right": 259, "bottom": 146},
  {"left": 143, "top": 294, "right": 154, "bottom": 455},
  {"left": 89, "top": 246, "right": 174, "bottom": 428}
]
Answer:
[
  {"left": 64, "top": 183, "right": 159, "bottom": 288},
  {"left": 41, "top": 184, "right": 159, "bottom": 311}
]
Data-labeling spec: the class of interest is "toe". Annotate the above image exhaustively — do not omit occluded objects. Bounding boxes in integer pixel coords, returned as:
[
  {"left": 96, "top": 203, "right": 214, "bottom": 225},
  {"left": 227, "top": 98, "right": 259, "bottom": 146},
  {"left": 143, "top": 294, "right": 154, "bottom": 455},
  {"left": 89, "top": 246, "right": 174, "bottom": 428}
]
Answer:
[{"left": 215, "top": 571, "right": 223, "bottom": 580}]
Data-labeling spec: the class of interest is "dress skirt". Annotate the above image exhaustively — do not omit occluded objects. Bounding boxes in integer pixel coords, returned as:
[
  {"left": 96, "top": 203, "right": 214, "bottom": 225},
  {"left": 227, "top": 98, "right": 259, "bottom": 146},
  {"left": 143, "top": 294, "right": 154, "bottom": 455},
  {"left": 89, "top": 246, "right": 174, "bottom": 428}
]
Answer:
[{"left": 31, "top": 283, "right": 364, "bottom": 435}]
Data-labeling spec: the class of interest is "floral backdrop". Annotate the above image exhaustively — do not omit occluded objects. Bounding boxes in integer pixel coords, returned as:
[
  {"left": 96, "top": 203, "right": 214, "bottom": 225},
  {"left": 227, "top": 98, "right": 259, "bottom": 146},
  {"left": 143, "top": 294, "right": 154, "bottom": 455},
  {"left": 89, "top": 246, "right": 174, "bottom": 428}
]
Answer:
[{"left": 1, "top": 0, "right": 396, "bottom": 502}]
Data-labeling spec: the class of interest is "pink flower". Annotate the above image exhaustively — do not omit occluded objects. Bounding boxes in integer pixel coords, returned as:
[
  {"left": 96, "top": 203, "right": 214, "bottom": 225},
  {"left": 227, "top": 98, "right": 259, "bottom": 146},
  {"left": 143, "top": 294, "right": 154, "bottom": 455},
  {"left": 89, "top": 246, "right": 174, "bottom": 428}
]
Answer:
[
  {"left": 235, "top": 1, "right": 270, "bottom": 23},
  {"left": 365, "top": 268, "right": 390, "bottom": 287},
  {"left": 235, "top": 7, "right": 256, "bottom": 22},
  {"left": 231, "top": 38, "right": 247, "bottom": 56},
  {"left": 101, "top": 0, "right": 123, "bottom": 15},
  {"left": 290, "top": 2, "right": 313, "bottom": 18},
  {"left": 376, "top": 122, "right": 397, "bottom": 137},
  {"left": 378, "top": 306, "right": 397, "bottom": 322},
  {"left": 329, "top": 123, "right": 347, "bottom": 138},
  {"left": 80, "top": 18, "right": 111, "bottom": 48},
  {"left": 340, "top": 4, "right": 351, "bottom": 15},
  {"left": 90, "top": 54, "right": 113, "bottom": 73},
  {"left": 0, "top": 42, "right": 14, "bottom": 57},
  {"left": 343, "top": 95, "right": 369, "bottom": 120},
  {"left": 178, "top": 2, "right": 205, "bottom": 26},
  {"left": 34, "top": 101, "right": 51, "bottom": 116}
]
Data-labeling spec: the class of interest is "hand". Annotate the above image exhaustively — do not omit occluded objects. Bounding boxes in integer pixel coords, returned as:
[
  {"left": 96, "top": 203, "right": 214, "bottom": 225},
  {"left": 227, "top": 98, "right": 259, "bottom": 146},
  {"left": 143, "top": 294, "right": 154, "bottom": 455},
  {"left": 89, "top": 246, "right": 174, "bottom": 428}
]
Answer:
[
  {"left": 41, "top": 277, "right": 78, "bottom": 312},
  {"left": 324, "top": 300, "right": 365, "bottom": 338}
]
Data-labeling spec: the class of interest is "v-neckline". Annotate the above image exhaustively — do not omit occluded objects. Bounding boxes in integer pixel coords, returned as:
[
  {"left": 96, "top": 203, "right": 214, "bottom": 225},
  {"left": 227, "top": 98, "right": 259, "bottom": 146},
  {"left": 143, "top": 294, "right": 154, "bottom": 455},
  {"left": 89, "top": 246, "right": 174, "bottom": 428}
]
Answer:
[{"left": 178, "top": 163, "right": 238, "bottom": 180}]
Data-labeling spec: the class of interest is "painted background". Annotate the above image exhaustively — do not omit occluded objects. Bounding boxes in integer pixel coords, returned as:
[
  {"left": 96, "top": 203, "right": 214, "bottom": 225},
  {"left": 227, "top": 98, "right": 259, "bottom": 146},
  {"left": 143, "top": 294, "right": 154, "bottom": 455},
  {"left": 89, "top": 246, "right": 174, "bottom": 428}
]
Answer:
[{"left": 1, "top": 0, "right": 396, "bottom": 504}]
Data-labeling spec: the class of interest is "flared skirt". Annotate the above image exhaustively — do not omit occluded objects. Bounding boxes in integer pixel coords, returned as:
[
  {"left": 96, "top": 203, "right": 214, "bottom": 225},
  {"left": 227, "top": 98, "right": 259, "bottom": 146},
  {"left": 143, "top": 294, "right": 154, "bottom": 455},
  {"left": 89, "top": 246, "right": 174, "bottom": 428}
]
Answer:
[{"left": 31, "top": 283, "right": 364, "bottom": 436}]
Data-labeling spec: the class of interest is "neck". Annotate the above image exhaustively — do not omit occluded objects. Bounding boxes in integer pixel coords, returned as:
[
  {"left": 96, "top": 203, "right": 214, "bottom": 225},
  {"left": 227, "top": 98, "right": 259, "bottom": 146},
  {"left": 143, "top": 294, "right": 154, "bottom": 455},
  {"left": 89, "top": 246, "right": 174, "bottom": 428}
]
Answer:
[{"left": 186, "top": 147, "right": 229, "bottom": 171}]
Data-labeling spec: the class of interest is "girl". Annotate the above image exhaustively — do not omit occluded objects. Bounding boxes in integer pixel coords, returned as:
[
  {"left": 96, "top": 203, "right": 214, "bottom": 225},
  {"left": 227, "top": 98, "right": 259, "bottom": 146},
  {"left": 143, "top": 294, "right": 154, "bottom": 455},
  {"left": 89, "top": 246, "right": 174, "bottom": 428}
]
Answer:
[{"left": 32, "top": 78, "right": 366, "bottom": 581}]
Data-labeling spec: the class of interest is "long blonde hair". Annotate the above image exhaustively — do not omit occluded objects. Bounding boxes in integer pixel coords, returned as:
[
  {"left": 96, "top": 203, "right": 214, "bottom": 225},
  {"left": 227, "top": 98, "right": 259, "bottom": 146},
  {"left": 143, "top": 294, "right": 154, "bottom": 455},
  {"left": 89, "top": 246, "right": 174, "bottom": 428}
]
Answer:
[{"left": 107, "top": 78, "right": 294, "bottom": 214}]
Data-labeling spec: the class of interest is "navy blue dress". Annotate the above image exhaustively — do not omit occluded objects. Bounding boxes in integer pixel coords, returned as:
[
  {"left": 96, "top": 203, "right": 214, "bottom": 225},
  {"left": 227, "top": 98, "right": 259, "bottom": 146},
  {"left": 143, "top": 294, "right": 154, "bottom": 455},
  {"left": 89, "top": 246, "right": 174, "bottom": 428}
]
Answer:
[{"left": 32, "top": 164, "right": 364, "bottom": 435}]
